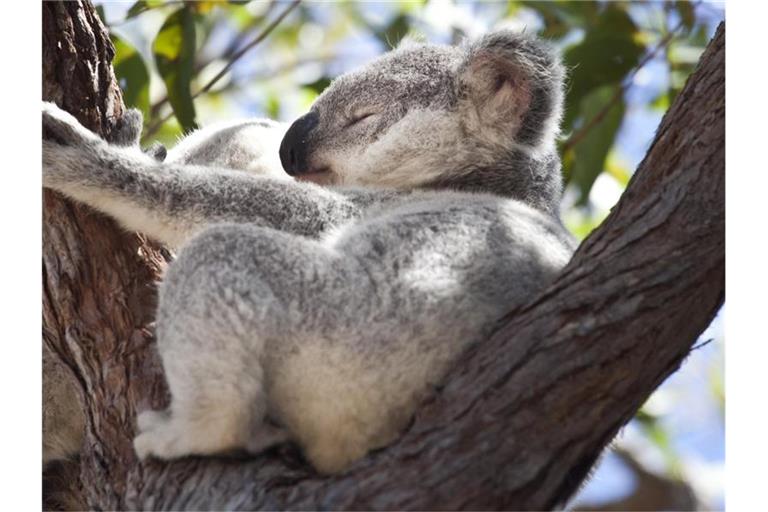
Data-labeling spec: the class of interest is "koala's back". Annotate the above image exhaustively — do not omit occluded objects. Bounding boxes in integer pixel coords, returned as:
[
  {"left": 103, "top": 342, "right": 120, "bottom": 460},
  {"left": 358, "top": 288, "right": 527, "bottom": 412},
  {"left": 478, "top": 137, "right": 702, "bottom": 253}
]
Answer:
[
  {"left": 320, "top": 192, "right": 572, "bottom": 355},
  {"left": 259, "top": 192, "right": 574, "bottom": 467}
]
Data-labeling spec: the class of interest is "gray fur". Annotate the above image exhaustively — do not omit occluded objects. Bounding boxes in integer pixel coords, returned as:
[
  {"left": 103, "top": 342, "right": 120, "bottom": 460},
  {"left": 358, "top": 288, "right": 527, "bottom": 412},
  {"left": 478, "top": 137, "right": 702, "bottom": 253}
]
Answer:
[{"left": 42, "top": 29, "right": 575, "bottom": 474}]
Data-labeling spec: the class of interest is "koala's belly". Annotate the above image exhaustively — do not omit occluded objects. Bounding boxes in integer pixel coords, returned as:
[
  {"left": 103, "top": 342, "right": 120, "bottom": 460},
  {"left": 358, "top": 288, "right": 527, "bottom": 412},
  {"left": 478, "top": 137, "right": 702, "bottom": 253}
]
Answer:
[{"left": 264, "top": 337, "right": 420, "bottom": 458}]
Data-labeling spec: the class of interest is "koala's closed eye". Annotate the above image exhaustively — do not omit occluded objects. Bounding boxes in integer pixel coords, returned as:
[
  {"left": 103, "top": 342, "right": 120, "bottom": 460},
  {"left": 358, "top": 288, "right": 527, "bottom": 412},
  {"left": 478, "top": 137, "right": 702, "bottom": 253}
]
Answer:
[{"left": 345, "top": 111, "right": 378, "bottom": 128}]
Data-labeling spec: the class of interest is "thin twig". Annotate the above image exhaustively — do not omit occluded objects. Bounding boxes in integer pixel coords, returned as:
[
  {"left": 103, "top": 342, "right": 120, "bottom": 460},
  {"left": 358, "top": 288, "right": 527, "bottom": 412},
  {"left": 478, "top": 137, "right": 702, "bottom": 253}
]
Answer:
[
  {"left": 562, "top": 2, "right": 701, "bottom": 152},
  {"left": 143, "top": 0, "right": 301, "bottom": 141},
  {"left": 146, "top": 2, "right": 278, "bottom": 123},
  {"left": 205, "top": 52, "right": 339, "bottom": 95},
  {"left": 691, "top": 338, "right": 714, "bottom": 351},
  {"left": 196, "top": 1, "right": 295, "bottom": 98}
]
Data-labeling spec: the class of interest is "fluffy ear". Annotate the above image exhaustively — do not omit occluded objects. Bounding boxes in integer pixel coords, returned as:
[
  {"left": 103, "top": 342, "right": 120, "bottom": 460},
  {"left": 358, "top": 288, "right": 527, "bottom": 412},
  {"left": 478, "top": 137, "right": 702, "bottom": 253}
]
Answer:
[{"left": 457, "top": 30, "right": 564, "bottom": 148}]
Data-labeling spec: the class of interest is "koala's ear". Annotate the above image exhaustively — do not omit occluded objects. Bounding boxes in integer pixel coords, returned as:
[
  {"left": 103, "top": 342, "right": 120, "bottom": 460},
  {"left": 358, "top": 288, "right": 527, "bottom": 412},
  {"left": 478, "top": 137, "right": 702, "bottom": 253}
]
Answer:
[{"left": 457, "top": 30, "right": 564, "bottom": 148}]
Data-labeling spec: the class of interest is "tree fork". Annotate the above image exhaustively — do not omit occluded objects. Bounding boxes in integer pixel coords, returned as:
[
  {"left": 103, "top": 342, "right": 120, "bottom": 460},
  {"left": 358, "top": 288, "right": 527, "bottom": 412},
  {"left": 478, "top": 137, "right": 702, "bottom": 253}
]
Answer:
[{"left": 41, "top": 2, "right": 724, "bottom": 508}]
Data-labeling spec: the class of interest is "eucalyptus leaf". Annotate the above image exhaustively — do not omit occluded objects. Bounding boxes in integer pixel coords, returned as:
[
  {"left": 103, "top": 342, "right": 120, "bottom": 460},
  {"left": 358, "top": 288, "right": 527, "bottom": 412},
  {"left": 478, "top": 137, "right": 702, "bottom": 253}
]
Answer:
[
  {"left": 374, "top": 13, "right": 410, "bottom": 49},
  {"left": 153, "top": 7, "right": 198, "bottom": 132},
  {"left": 569, "top": 85, "right": 626, "bottom": 205},
  {"left": 562, "top": 4, "right": 643, "bottom": 130},
  {"left": 112, "top": 34, "right": 150, "bottom": 117},
  {"left": 126, "top": 0, "right": 165, "bottom": 20},
  {"left": 304, "top": 77, "right": 331, "bottom": 95},
  {"left": 674, "top": 0, "right": 696, "bottom": 32},
  {"left": 95, "top": 4, "right": 106, "bottom": 25}
]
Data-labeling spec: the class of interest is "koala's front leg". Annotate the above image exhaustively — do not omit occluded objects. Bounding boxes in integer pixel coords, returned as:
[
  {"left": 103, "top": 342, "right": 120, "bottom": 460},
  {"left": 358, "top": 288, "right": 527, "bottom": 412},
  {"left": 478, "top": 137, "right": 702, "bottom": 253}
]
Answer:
[
  {"left": 43, "top": 102, "right": 197, "bottom": 246},
  {"left": 43, "top": 102, "right": 358, "bottom": 246}
]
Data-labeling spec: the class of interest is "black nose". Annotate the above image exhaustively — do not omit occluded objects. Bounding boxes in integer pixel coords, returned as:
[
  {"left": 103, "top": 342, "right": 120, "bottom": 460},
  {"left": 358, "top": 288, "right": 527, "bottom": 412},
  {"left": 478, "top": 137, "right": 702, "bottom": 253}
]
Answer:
[{"left": 279, "top": 112, "right": 319, "bottom": 175}]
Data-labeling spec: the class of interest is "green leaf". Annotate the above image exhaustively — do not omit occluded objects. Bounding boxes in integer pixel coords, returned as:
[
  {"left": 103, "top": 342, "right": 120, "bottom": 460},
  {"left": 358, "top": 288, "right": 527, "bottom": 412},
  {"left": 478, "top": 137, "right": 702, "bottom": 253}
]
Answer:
[
  {"left": 520, "top": 0, "right": 600, "bottom": 39},
  {"left": 649, "top": 91, "right": 671, "bottom": 112},
  {"left": 673, "top": 0, "right": 696, "bottom": 32},
  {"left": 374, "top": 13, "right": 411, "bottom": 48},
  {"left": 153, "top": 117, "right": 184, "bottom": 148},
  {"left": 126, "top": 0, "right": 165, "bottom": 20},
  {"left": 304, "top": 77, "right": 332, "bottom": 95},
  {"left": 563, "top": 208, "right": 607, "bottom": 241},
  {"left": 112, "top": 34, "right": 151, "bottom": 118},
  {"left": 562, "top": 4, "right": 644, "bottom": 130},
  {"left": 264, "top": 93, "right": 281, "bottom": 120},
  {"left": 95, "top": 5, "right": 107, "bottom": 25},
  {"left": 152, "top": 7, "right": 198, "bottom": 133},
  {"left": 569, "top": 85, "right": 626, "bottom": 205},
  {"left": 190, "top": 1, "right": 219, "bottom": 14}
]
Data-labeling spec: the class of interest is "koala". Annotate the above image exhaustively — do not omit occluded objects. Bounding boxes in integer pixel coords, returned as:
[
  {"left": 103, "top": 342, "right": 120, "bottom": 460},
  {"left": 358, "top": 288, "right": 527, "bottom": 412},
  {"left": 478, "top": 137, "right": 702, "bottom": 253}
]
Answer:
[{"left": 42, "top": 30, "right": 576, "bottom": 474}]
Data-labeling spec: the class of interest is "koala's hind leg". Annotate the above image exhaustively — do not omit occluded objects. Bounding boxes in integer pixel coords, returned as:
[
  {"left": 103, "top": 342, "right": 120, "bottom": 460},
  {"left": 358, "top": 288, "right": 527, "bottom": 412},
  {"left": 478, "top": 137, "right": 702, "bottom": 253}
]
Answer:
[
  {"left": 134, "top": 225, "right": 291, "bottom": 461},
  {"left": 133, "top": 223, "right": 348, "bottom": 462},
  {"left": 133, "top": 330, "right": 283, "bottom": 460}
]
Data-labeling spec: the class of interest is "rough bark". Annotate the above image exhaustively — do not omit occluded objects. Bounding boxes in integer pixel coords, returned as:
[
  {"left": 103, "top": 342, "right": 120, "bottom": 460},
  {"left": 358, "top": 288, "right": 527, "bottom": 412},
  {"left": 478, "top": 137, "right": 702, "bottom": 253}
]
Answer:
[
  {"left": 42, "top": 2, "right": 724, "bottom": 509},
  {"left": 42, "top": 1, "right": 167, "bottom": 509}
]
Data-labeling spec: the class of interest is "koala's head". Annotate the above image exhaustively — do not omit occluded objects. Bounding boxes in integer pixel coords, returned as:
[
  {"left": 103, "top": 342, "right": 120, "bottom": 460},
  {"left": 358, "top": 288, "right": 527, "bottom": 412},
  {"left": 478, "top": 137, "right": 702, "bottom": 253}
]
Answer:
[
  {"left": 167, "top": 119, "right": 291, "bottom": 180},
  {"left": 279, "top": 30, "right": 566, "bottom": 212}
]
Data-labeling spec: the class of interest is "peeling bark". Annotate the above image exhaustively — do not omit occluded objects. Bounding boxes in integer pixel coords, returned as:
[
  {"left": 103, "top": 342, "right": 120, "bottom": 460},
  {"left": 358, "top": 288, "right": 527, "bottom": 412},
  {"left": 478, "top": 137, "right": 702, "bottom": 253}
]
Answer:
[{"left": 41, "top": 3, "right": 724, "bottom": 509}]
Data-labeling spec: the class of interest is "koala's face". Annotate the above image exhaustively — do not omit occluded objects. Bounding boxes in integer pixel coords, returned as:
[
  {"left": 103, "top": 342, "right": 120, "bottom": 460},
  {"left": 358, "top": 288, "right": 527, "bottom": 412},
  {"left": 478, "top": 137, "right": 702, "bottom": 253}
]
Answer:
[{"left": 279, "top": 31, "right": 564, "bottom": 190}]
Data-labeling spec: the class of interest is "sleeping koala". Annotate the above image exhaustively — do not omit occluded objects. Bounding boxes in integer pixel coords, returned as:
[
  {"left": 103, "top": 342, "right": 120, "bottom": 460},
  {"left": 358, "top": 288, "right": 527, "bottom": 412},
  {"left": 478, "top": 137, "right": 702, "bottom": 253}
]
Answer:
[{"left": 42, "top": 30, "right": 576, "bottom": 474}]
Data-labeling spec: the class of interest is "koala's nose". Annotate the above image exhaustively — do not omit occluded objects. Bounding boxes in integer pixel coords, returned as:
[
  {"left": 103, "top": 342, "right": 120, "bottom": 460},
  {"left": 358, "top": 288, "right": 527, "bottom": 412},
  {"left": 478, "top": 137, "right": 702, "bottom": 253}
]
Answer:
[{"left": 279, "top": 112, "right": 319, "bottom": 175}]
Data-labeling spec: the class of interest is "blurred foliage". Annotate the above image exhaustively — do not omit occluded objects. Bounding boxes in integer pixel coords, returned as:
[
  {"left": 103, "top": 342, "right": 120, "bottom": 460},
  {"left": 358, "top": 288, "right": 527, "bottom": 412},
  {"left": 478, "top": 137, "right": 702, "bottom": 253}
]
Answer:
[{"left": 94, "top": 1, "right": 724, "bottom": 508}]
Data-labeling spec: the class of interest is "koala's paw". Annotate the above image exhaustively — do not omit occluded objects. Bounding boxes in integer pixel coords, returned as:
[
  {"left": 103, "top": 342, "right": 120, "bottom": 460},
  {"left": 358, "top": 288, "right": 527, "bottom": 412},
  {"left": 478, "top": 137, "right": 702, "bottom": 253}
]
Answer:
[
  {"left": 134, "top": 406, "right": 255, "bottom": 461},
  {"left": 42, "top": 102, "right": 103, "bottom": 149},
  {"left": 110, "top": 108, "right": 144, "bottom": 147},
  {"left": 133, "top": 409, "right": 190, "bottom": 460}
]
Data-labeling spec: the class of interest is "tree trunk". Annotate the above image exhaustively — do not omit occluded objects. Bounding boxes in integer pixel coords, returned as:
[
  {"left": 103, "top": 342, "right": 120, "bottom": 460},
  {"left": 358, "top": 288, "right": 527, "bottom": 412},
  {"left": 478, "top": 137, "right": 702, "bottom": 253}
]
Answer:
[
  {"left": 42, "top": 1, "right": 167, "bottom": 509},
  {"left": 41, "top": 1, "right": 724, "bottom": 508}
]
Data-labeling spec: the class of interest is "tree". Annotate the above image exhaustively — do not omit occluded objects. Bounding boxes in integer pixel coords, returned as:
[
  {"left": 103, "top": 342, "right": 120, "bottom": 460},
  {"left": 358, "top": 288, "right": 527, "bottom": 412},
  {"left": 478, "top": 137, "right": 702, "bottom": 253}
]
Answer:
[{"left": 42, "top": 1, "right": 724, "bottom": 509}]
